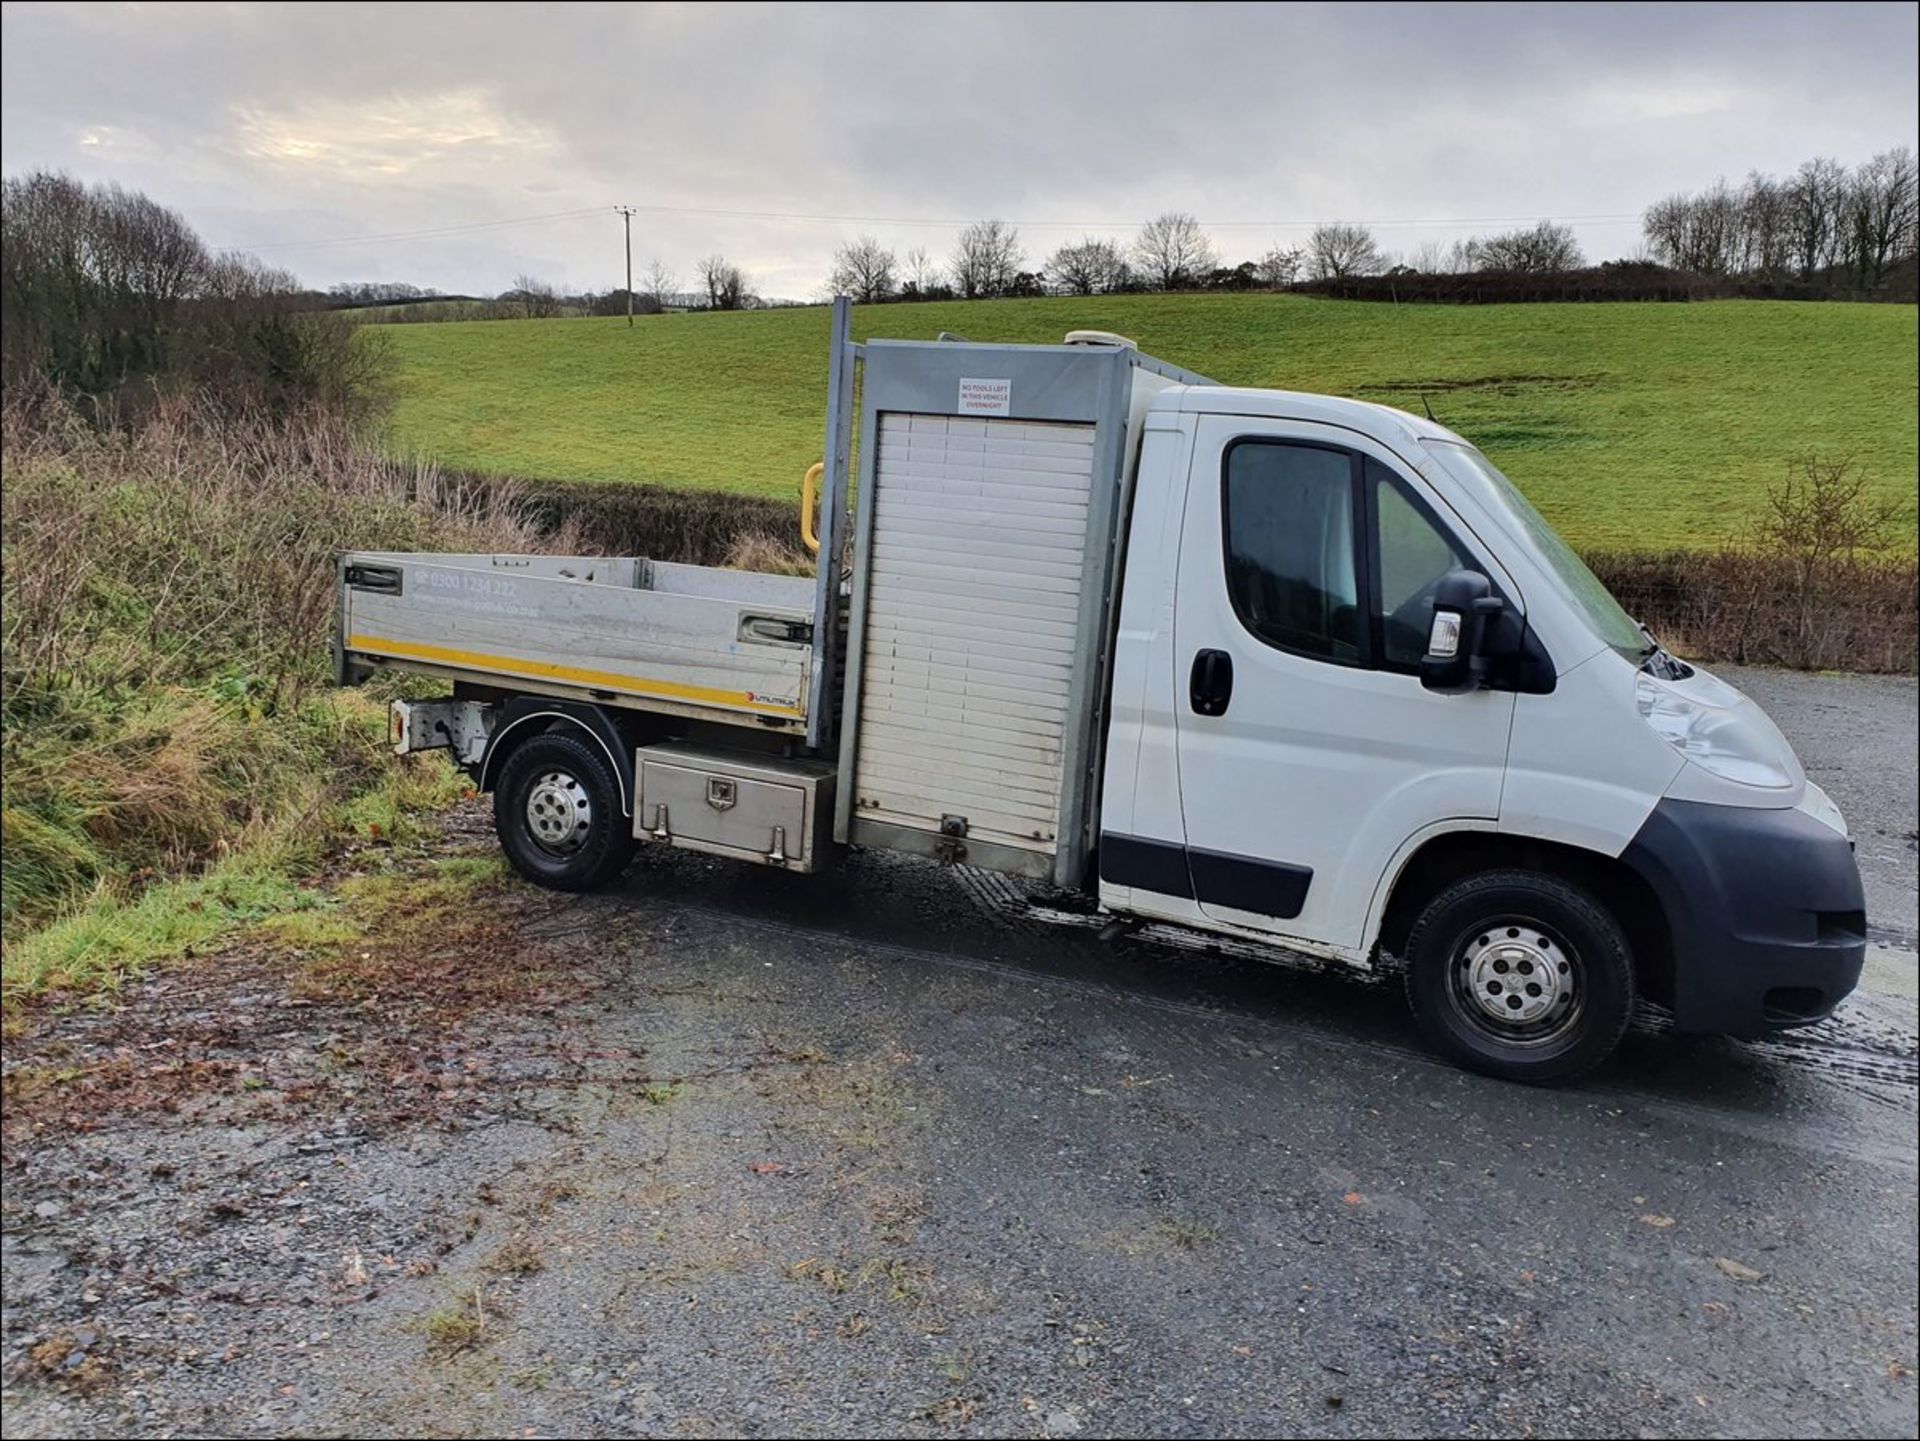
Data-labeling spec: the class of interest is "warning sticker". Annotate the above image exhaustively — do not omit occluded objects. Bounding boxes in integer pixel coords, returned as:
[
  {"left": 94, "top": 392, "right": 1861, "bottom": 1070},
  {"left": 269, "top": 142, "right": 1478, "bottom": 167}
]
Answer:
[{"left": 957, "top": 377, "right": 1012, "bottom": 416}]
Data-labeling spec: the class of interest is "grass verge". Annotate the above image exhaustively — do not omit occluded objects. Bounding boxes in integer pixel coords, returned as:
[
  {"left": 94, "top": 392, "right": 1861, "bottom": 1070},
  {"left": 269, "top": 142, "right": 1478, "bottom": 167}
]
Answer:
[
  {"left": 2, "top": 688, "right": 468, "bottom": 1003},
  {"left": 1, "top": 393, "right": 555, "bottom": 1006}
]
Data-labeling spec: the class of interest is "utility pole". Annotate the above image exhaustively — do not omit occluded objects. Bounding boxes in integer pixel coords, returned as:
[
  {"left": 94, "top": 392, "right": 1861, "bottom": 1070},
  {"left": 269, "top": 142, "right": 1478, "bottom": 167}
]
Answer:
[{"left": 615, "top": 205, "right": 637, "bottom": 327}]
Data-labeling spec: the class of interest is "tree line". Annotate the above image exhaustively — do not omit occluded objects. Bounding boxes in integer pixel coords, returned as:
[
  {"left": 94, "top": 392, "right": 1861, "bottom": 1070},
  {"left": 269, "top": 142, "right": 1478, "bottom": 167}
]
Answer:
[
  {"left": 439, "top": 210, "right": 1608, "bottom": 320},
  {"left": 818, "top": 212, "right": 1602, "bottom": 301},
  {"left": 812, "top": 145, "right": 1914, "bottom": 304},
  {"left": 825, "top": 214, "right": 1395, "bottom": 303},
  {"left": 1, "top": 170, "right": 382, "bottom": 417},
  {"left": 329, "top": 254, "right": 774, "bottom": 322},
  {"left": 325, "top": 143, "right": 1920, "bottom": 320},
  {"left": 1641, "top": 148, "right": 1917, "bottom": 287}
]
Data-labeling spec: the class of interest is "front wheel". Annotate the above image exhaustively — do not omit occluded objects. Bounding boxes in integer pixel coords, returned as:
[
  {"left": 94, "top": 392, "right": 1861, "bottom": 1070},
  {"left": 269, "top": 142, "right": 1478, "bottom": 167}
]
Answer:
[
  {"left": 1403, "top": 869, "right": 1634, "bottom": 1084},
  {"left": 492, "top": 732, "right": 634, "bottom": 891}
]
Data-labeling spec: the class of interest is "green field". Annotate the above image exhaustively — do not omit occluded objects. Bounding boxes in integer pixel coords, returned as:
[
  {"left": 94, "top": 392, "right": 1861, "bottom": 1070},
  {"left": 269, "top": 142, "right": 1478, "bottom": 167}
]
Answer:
[{"left": 381, "top": 294, "right": 1917, "bottom": 552}]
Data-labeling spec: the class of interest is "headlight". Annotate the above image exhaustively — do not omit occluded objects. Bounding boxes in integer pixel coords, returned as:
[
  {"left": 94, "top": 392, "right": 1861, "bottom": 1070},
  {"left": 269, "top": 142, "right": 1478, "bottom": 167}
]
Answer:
[{"left": 1635, "top": 674, "right": 1794, "bottom": 788}]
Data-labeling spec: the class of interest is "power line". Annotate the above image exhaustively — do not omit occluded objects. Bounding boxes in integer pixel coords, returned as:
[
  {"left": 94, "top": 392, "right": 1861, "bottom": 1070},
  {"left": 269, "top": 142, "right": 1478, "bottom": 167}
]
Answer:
[{"left": 221, "top": 199, "right": 1643, "bottom": 253}]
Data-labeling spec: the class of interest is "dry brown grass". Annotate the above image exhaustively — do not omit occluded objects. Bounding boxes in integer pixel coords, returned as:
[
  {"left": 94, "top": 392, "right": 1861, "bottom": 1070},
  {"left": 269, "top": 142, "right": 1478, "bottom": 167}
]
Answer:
[
  {"left": 723, "top": 531, "right": 816, "bottom": 575},
  {"left": 484, "top": 1235, "right": 546, "bottom": 1276},
  {"left": 1, "top": 389, "right": 563, "bottom": 706},
  {"left": 0, "top": 393, "right": 571, "bottom": 947},
  {"left": 1591, "top": 550, "right": 1917, "bottom": 674},
  {"left": 510, "top": 474, "right": 792, "bottom": 565}
]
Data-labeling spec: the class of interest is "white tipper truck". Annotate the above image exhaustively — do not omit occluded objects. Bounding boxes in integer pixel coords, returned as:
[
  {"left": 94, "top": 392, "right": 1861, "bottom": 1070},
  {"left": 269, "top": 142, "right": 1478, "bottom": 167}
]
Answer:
[{"left": 335, "top": 300, "right": 1867, "bottom": 1083}]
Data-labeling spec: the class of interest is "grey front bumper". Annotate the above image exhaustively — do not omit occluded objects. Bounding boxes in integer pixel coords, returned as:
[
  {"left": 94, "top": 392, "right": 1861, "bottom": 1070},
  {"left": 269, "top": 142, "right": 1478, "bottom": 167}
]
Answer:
[{"left": 1621, "top": 798, "right": 1867, "bottom": 1037}]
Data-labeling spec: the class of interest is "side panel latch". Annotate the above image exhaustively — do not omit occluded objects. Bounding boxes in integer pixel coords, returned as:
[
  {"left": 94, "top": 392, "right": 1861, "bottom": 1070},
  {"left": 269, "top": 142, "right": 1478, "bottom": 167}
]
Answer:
[{"left": 936, "top": 813, "right": 969, "bottom": 865}]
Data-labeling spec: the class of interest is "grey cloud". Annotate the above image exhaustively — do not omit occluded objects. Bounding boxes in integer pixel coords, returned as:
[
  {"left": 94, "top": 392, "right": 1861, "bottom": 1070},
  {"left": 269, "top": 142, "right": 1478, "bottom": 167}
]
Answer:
[{"left": 4, "top": 1, "right": 1914, "bottom": 298}]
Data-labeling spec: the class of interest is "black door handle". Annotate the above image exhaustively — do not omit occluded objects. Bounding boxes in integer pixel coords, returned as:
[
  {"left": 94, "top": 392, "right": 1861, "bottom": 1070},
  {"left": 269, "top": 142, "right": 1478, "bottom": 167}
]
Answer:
[{"left": 1189, "top": 648, "right": 1234, "bottom": 716}]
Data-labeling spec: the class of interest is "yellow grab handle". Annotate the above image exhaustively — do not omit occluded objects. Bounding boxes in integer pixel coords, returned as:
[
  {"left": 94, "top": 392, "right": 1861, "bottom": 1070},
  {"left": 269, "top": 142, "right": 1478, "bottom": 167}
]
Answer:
[{"left": 800, "top": 461, "right": 824, "bottom": 555}]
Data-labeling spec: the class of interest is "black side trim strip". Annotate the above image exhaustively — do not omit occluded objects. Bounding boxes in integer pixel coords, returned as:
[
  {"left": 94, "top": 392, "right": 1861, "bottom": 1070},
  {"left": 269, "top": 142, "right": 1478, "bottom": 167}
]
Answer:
[
  {"left": 1188, "top": 846, "right": 1313, "bottom": 919},
  {"left": 1099, "top": 833, "right": 1193, "bottom": 898},
  {"left": 1100, "top": 833, "right": 1313, "bottom": 918}
]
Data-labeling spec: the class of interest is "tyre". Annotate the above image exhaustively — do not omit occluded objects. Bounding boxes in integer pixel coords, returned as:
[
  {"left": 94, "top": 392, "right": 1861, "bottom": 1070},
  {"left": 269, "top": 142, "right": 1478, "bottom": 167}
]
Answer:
[
  {"left": 1403, "top": 869, "right": 1634, "bottom": 1084},
  {"left": 492, "top": 731, "right": 634, "bottom": 892}
]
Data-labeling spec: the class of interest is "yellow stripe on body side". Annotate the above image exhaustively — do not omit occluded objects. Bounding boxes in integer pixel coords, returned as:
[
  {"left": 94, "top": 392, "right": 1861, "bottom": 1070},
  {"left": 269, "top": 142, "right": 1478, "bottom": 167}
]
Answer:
[{"left": 344, "top": 634, "right": 805, "bottom": 718}]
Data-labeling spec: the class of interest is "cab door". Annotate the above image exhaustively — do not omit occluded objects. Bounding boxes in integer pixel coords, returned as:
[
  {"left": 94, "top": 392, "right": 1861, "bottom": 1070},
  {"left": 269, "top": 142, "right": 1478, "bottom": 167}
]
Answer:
[{"left": 1168, "top": 416, "right": 1518, "bottom": 951}]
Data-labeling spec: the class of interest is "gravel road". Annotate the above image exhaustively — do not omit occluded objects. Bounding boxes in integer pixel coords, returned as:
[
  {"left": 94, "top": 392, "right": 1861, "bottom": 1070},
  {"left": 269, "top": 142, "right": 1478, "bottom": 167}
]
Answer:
[{"left": 2, "top": 667, "right": 1914, "bottom": 1440}]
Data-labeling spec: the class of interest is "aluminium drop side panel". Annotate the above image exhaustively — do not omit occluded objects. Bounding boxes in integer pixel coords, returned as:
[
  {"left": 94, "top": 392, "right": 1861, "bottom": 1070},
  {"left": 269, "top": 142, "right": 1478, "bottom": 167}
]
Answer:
[
  {"left": 833, "top": 341, "right": 1136, "bottom": 886},
  {"left": 645, "top": 561, "right": 814, "bottom": 610},
  {"left": 339, "top": 554, "right": 813, "bottom": 731}
]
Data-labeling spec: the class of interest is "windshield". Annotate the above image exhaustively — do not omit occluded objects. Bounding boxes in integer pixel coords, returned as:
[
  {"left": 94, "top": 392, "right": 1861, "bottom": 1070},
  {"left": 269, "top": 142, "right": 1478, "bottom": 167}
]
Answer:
[{"left": 1423, "top": 441, "right": 1646, "bottom": 657}]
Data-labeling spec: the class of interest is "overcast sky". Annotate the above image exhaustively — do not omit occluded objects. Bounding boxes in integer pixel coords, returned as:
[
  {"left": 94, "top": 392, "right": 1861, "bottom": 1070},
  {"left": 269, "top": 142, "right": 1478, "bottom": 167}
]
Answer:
[{"left": 3, "top": 1, "right": 1916, "bottom": 299}]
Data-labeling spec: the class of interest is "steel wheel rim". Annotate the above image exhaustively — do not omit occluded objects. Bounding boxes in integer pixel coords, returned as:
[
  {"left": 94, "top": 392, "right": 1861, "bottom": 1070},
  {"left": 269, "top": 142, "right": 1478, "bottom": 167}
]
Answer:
[
  {"left": 1445, "top": 914, "right": 1583, "bottom": 1048},
  {"left": 524, "top": 769, "right": 592, "bottom": 856}
]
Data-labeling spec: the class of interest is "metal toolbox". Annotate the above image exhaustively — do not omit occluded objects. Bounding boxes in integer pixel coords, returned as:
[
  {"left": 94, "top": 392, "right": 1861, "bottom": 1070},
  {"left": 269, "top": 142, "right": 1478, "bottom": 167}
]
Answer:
[{"left": 634, "top": 742, "right": 836, "bottom": 872}]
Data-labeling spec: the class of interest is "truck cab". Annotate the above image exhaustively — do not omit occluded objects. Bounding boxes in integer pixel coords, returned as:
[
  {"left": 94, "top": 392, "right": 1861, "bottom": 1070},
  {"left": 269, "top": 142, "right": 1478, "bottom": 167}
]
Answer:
[
  {"left": 340, "top": 310, "right": 1866, "bottom": 1084},
  {"left": 1100, "top": 385, "right": 1866, "bottom": 1079}
]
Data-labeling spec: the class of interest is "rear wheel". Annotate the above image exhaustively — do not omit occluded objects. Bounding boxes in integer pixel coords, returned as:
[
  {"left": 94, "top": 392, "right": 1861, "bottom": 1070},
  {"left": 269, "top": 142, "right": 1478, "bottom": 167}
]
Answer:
[
  {"left": 493, "top": 732, "right": 633, "bottom": 891},
  {"left": 1403, "top": 869, "right": 1633, "bottom": 1084}
]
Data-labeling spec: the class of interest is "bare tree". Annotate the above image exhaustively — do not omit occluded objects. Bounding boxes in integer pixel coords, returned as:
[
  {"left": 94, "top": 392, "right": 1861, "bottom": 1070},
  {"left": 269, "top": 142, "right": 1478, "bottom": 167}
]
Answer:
[
  {"left": 1697, "top": 182, "right": 1741, "bottom": 274},
  {"left": 698, "top": 254, "right": 748, "bottom": 311},
  {"left": 1402, "top": 241, "right": 1451, "bottom": 275},
  {"left": 1641, "top": 193, "right": 1689, "bottom": 270},
  {"left": 1843, "top": 147, "right": 1920, "bottom": 287},
  {"left": 506, "top": 273, "right": 560, "bottom": 319},
  {"left": 1307, "top": 222, "right": 1385, "bottom": 280},
  {"left": 1786, "top": 157, "right": 1848, "bottom": 278},
  {"left": 1643, "top": 152, "right": 1917, "bottom": 288},
  {"left": 1463, "top": 220, "right": 1584, "bottom": 273},
  {"left": 1254, "top": 244, "right": 1304, "bottom": 287},
  {"left": 1045, "top": 236, "right": 1126, "bottom": 295},
  {"left": 1131, "top": 212, "right": 1217, "bottom": 291},
  {"left": 901, "top": 246, "right": 938, "bottom": 296},
  {"left": 1735, "top": 172, "right": 1792, "bottom": 276},
  {"left": 828, "top": 234, "right": 897, "bottom": 303},
  {"left": 949, "top": 219, "right": 1023, "bottom": 299},
  {"left": 640, "top": 258, "right": 678, "bottom": 306},
  {"left": 1755, "top": 455, "right": 1900, "bottom": 667},
  {"left": 1643, "top": 183, "right": 1739, "bottom": 274}
]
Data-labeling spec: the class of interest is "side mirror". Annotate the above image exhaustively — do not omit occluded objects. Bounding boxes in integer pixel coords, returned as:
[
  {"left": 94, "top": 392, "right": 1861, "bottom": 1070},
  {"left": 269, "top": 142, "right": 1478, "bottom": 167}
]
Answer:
[{"left": 1420, "top": 570, "right": 1505, "bottom": 694}]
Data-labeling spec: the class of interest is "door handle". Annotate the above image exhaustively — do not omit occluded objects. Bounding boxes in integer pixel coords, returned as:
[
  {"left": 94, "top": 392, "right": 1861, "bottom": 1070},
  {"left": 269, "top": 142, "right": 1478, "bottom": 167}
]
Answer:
[{"left": 1189, "top": 649, "right": 1234, "bottom": 716}]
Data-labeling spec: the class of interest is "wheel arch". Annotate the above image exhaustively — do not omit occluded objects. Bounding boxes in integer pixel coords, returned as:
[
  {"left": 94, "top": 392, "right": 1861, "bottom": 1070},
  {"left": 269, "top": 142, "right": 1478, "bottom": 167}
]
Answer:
[
  {"left": 478, "top": 699, "right": 636, "bottom": 817},
  {"left": 1372, "top": 828, "right": 1675, "bottom": 1009}
]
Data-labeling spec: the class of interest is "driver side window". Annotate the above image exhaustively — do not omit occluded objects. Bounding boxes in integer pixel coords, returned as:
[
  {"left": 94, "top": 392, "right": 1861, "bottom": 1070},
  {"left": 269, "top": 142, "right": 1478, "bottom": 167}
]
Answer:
[
  {"left": 1222, "top": 441, "right": 1363, "bottom": 665},
  {"left": 1369, "top": 458, "right": 1469, "bottom": 669}
]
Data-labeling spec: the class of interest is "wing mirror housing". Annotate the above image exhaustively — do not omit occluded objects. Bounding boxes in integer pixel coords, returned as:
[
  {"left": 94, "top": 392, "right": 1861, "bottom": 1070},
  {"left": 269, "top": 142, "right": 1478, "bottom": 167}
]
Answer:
[{"left": 1420, "top": 569, "right": 1506, "bottom": 695}]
